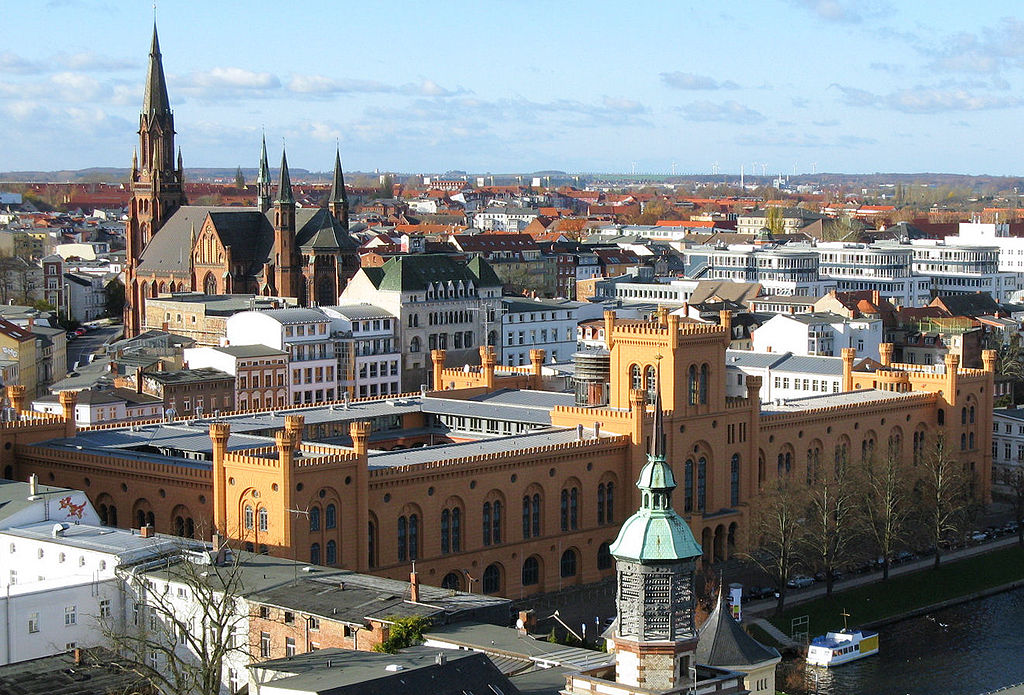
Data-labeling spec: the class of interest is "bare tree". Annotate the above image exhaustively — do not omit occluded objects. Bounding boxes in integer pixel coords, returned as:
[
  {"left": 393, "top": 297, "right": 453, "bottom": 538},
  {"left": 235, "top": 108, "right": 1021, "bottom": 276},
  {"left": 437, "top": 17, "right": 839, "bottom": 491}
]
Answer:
[
  {"left": 744, "top": 475, "right": 808, "bottom": 615},
  {"left": 801, "top": 451, "right": 860, "bottom": 595},
  {"left": 1003, "top": 466, "right": 1024, "bottom": 548},
  {"left": 857, "top": 447, "right": 913, "bottom": 580},
  {"left": 917, "top": 435, "right": 975, "bottom": 569},
  {"left": 101, "top": 541, "right": 250, "bottom": 695}
]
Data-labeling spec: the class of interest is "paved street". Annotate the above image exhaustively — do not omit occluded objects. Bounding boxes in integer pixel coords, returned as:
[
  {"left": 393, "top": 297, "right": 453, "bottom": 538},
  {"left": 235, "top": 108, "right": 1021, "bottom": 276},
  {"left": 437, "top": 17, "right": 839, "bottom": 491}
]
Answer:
[{"left": 66, "top": 324, "right": 121, "bottom": 374}]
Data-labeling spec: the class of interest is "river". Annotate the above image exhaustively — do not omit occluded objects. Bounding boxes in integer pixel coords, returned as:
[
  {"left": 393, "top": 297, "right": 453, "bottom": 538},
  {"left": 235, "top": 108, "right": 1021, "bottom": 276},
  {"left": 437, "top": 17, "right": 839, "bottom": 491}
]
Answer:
[{"left": 793, "top": 587, "right": 1024, "bottom": 695}]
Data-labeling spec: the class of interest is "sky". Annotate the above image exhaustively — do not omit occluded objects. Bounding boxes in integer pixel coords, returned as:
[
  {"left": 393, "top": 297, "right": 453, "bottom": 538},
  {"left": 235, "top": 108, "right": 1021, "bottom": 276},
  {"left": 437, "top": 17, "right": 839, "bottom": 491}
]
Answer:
[{"left": 1, "top": 0, "right": 1022, "bottom": 176}]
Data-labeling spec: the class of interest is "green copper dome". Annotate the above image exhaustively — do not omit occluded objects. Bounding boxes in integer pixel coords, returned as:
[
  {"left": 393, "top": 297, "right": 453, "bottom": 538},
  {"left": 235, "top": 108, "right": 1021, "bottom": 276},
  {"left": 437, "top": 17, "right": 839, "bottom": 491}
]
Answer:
[{"left": 608, "top": 381, "right": 702, "bottom": 563}]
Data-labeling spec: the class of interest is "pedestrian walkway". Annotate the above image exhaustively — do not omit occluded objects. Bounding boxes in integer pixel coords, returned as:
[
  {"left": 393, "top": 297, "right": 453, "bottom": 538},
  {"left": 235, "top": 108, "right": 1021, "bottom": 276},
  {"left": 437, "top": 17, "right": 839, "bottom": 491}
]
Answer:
[{"left": 750, "top": 618, "right": 799, "bottom": 650}]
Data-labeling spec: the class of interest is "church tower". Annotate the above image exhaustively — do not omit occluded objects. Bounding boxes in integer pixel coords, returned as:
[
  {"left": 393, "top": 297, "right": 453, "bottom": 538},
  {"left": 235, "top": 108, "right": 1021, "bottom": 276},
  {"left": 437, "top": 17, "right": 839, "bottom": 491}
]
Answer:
[
  {"left": 256, "top": 135, "right": 272, "bottom": 213},
  {"left": 609, "top": 380, "right": 703, "bottom": 691},
  {"left": 328, "top": 148, "right": 349, "bottom": 229},
  {"left": 125, "top": 24, "right": 187, "bottom": 337},
  {"left": 272, "top": 149, "right": 299, "bottom": 298}
]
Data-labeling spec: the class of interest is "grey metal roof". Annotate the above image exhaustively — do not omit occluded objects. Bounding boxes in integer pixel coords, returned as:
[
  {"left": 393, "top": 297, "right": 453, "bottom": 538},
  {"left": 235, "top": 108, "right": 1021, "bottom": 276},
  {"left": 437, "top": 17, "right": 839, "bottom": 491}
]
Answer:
[
  {"left": 4, "top": 521, "right": 186, "bottom": 560},
  {"left": 367, "top": 426, "right": 608, "bottom": 469},
  {"left": 425, "top": 623, "right": 614, "bottom": 670},
  {"left": 695, "top": 596, "right": 779, "bottom": 667},
  {"left": 762, "top": 389, "right": 920, "bottom": 413},
  {"left": 422, "top": 389, "right": 575, "bottom": 426},
  {"left": 322, "top": 304, "right": 396, "bottom": 321},
  {"left": 773, "top": 354, "right": 845, "bottom": 376},
  {"left": 209, "top": 344, "right": 288, "bottom": 358},
  {"left": 257, "top": 307, "right": 331, "bottom": 323}
]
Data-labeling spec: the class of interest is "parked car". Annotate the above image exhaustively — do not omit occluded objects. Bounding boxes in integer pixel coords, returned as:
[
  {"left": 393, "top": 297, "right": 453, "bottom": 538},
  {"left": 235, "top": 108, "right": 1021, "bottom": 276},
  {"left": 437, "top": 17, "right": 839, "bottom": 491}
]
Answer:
[
  {"left": 74, "top": 327, "right": 87, "bottom": 336},
  {"left": 970, "top": 531, "right": 987, "bottom": 542},
  {"left": 787, "top": 575, "right": 815, "bottom": 589},
  {"left": 744, "top": 586, "right": 778, "bottom": 601},
  {"left": 894, "top": 550, "right": 915, "bottom": 564}
]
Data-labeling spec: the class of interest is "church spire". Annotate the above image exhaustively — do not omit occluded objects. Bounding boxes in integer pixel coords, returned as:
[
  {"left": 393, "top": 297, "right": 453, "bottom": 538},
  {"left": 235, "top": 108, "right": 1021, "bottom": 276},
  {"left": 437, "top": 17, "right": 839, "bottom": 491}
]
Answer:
[
  {"left": 276, "top": 148, "right": 294, "bottom": 205},
  {"left": 142, "top": 23, "right": 171, "bottom": 116},
  {"left": 328, "top": 148, "right": 349, "bottom": 228},
  {"left": 257, "top": 135, "right": 272, "bottom": 212}
]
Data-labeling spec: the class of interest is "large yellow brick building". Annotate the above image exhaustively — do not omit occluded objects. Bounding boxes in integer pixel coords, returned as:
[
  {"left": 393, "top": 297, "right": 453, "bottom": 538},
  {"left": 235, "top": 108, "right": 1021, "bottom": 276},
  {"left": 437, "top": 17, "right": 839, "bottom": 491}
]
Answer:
[{"left": 1, "top": 310, "right": 993, "bottom": 598}]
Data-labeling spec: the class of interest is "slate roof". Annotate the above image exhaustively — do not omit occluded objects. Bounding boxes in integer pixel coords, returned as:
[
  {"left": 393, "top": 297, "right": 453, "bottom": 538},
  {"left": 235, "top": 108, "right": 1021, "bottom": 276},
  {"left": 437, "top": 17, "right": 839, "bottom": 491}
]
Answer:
[
  {"left": 696, "top": 595, "right": 779, "bottom": 667},
  {"left": 144, "top": 367, "right": 234, "bottom": 385},
  {"left": 210, "top": 344, "right": 289, "bottom": 358},
  {"left": 933, "top": 293, "right": 1003, "bottom": 318},
  {"left": 366, "top": 254, "right": 501, "bottom": 293},
  {"left": 249, "top": 648, "right": 520, "bottom": 695},
  {"left": 0, "top": 648, "right": 154, "bottom": 695}
]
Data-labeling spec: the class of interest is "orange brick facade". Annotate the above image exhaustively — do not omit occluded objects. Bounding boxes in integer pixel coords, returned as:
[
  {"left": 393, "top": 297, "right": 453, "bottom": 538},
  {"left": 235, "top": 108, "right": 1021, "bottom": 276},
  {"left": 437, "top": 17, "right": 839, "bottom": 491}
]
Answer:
[{"left": 2, "top": 311, "right": 994, "bottom": 599}]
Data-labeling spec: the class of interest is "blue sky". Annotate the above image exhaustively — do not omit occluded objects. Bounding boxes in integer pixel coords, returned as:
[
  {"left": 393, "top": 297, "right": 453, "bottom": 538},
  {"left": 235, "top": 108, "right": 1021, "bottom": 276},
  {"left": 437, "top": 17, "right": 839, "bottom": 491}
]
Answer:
[{"left": 0, "top": 0, "right": 1021, "bottom": 175}]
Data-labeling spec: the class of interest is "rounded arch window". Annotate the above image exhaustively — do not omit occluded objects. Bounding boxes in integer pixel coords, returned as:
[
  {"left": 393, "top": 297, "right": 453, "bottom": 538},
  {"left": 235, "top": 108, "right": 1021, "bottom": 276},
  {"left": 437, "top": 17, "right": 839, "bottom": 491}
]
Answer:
[
  {"left": 560, "top": 549, "right": 578, "bottom": 578},
  {"left": 522, "top": 556, "right": 540, "bottom": 586}
]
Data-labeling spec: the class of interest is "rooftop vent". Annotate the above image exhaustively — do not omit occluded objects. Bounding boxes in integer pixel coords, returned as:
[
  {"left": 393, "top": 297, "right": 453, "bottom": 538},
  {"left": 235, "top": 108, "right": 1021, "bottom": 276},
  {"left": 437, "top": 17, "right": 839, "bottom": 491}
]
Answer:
[{"left": 385, "top": 664, "right": 404, "bottom": 672}]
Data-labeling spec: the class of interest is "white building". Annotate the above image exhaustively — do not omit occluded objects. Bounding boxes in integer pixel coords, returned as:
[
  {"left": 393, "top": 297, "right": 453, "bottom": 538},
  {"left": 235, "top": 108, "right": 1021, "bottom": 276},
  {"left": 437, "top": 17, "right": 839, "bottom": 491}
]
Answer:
[
  {"left": 723, "top": 350, "right": 844, "bottom": 402},
  {"left": 500, "top": 297, "right": 588, "bottom": 366},
  {"left": 949, "top": 222, "right": 1024, "bottom": 280},
  {"left": 321, "top": 304, "right": 401, "bottom": 398},
  {"left": 992, "top": 407, "right": 1024, "bottom": 484},
  {"left": 707, "top": 246, "right": 835, "bottom": 297},
  {"left": 31, "top": 388, "right": 164, "bottom": 426},
  {"left": 813, "top": 242, "right": 932, "bottom": 307},
  {"left": 471, "top": 206, "right": 540, "bottom": 232},
  {"left": 751, "top": 311, "right": 883, "bottom": 361},
  {"left": 63, "top": 272, "right": 107, "bottom": 322},
  {"left": 226, "top": 309, "right": 339, "bottom": 406},
  {"left": 898, "top": 240, "right": 1019, "bottom": 302}
]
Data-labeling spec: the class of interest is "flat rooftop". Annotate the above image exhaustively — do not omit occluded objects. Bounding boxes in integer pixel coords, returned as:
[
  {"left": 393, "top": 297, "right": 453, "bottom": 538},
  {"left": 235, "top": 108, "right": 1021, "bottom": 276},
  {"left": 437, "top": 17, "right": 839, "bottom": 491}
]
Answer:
[{"left": 761, "top": 389, "right": 922, "bottom": 413}]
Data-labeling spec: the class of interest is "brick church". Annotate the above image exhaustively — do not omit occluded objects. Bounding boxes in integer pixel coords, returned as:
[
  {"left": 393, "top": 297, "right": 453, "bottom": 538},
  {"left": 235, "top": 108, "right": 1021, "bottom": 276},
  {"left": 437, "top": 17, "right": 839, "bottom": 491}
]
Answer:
[{"left": 123, "top": 26, "right": 360, "bottom": 337}]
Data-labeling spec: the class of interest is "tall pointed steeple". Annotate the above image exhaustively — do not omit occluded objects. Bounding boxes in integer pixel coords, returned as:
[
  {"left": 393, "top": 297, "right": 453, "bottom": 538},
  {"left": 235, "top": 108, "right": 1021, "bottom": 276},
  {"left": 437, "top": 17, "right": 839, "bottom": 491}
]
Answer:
[
  {"left": 142, "top": 24, "right": 171, "bottom": 117},
  {"left": 328, "top": 148, "right": 349, "bottom": 229},
  {"left": 276, "top": 149, "right": 294, "bottom": 205},
  {"left": 256, "top": 135, "right": 272, "bottom": 212}
]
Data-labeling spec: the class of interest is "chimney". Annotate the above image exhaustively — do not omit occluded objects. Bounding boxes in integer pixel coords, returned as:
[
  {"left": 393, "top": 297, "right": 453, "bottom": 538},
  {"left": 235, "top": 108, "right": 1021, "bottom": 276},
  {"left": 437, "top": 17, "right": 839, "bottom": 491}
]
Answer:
[
  {"left": 594, "top": 422, "right": 601, "bottom": 438},
  {"left": 872, "top": 290, "right": 880, "bottom": 307},
  {"left": 577, "top": 423, "right": 584, "bottom": 439},
  {"left": 212, "top": 531, "right": 222, "bottom": 553},
  {"left": 28, "top": 473, "right": 39, "bottom": 499},
  {"left": 410, "top": 569, "right": 420, "bottom": 603},
  {"left": 139, "top": 525, "right": 153, "bottom": 538}
]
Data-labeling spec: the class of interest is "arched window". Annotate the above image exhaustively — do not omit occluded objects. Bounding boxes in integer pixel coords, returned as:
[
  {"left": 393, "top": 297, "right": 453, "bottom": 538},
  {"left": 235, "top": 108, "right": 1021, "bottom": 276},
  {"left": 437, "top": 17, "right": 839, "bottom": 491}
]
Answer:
[
  {"left": 482, "top": 564, "right": 501, "bottom": 594},
  {"left": 937, "top": 408, "right": 944, "bottom": 425},
  {"left": 961, "top": 407, "right": 967, "bottom": 425},
  {"left": 258, "top": 508, "right": 268, "bottom": 532},
  {"left": 326, "top": 540, "right": 336, "bottom": 565},
  {"left": 688, "top": 365, "right": 699, "bottom": 405},
  {"left": 492, "top": 500, "right": 501, "bottom": 544},
  {"left": 684, "top": 459, "right": 694, "bottom": 512},
  {"left": 961, "top": 433, "right": 967, "bottom": 451},
  {"left": 597, "top": 541, "right": 613, "bottom": 570},
  {"left": 451, "top": 508, "right": 461, "bottom": 552},
  {"left": 244, "top": 505, "right": 254, "bottom": 530},
  {"left": 560, "top": 549, "right": 577, "bottom": 578},
  {"left": 631, "top": 364, "right": 642, "bottom": 392},
  {"left": 522, "top": 496, "right": 530, "bottom": 539},
  {"left": 523, "top": 493, "right": 541, "bottom": 538},
  {"left": 597, "top": 484, "right": 606, "bottom": 525},
  {"left": 410, "top": 337, "right": 420, "bottom": 353},
  {"left": 970, "top": 405, "right": 975, "bottom": 424},
  {"left": 561, "top": 487, "right": 579, "bottom": 531},
  {"left": 325, "top": 504, "right": 336, "bottom": 529},
  {"left": 605, "top": 482, "right": 613, "bottom": 523},
  {"left": 368, "top": 520, "right": 377, "bottom": 568},
  {"left": 482, "top": 503, "right": 491, "bottom": 546},
  {"left": 441, "top": 509, "right": 451, "bottom": 554},
  {"left": 522, "top": 556, "right": 540, "bottom": 586},
  {"left": 644, "top": 365, "right": 656, "bottom": 402},
  {"left": 532, "top": 494, "right": 540, "bottom": 537},
  {"left": 398, "top": 516, "right": 407, "bottom": 562},
  {"left": 409, "top": 514, "right": 419, "bottom": 560},
  {"left": 730, "top": 454, "right": 740, "bottom": 507},
  {"left": 697, "top": 457, "right": 707, "bottom": 511},
  {"left": 309, "top": 506, "right": 320, "bottom": 532},
  {"left": 442, "top": 572, "right": 461, "bottom": 591},
  {"left": 310, "top": 543, "right": 321, "bottom": 565},
  {"left": 969, "top": 432, "right": 975, "bottom": 449},
  {"left": 699, "top": 364, "right": 709, "bottom": 404}
]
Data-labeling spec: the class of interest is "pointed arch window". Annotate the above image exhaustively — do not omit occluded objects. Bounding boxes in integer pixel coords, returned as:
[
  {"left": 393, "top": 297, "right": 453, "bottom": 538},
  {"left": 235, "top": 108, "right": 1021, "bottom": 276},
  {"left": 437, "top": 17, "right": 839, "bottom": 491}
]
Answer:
[
  {"left": 697, "top": 457, "right": 707, "bottom": 511},
  {"left": 309, "top": 506, "right": 320, "bottom": 532},
  {"left": 730, "top": 454, "right": 740, "bottom": 507},
  {"left": 244, "top": 505, "right": 254, "bottom": 530},
  {"left": 684, "top": 460, "right": 694, "bottom": 513},
  {"left": 644, "top": 365, "right": 656, "bottom": 403},
  {"left": 326, "top": 540, "right": 336, "bottom": 565},
  {"left": 699, "top": 364, "right": 709, "bottom": 404},
  {"left": 688, "top": 365, "right": 699, "bottom": 405},
  {"left": 325, "top": 503, "right": 336, "bottom": 530},
  {"left": 258, "top": 507, "right": 268, "bottom": 532},
  {"left": 631, "top": 364, "right": 642, "bottom": 393}
]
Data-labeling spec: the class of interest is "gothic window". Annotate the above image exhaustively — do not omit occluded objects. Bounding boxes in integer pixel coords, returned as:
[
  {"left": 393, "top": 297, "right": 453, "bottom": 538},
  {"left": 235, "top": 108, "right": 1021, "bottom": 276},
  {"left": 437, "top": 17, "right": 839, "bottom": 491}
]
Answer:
[
  {"left": 409, "top": 514, "right": 419, "bottom": 560},
  {"left": 310, "top": 543, "right": 320, "bottom": 565},
  {"left": 730, "top": 454, "right": 740, "bottom": 507},
  {"left": 368, "top": 520, "right": 377, "bottom": 568},
  {"left": 597, "top": 484, "right": 606, "bottom": 525},
  {"left": 560, "top": 549, "right": 577, "bottom": 578},
  {"left": 309, "top": 506, "right": 320, "bottom": 532},
  {"left": 961, "top": 407, "right": 967, "bottom": 425},
  {"left": 697, "top": 457, "right": 707, "bottom": 511},
  {"left": 410, "top": 337, "right": 420, "bottom": 353},
  {"left": 441, "top": 572, "right": 461, "bottom": 591},
  {"left": 970, "top": 406, "right": 975, "bottom": 424},
  {"left": 244, "top": 505, "right": 254, "bottom": 530},
  {"left": 605, "top": 482, "right": 613, "bottom": 523},
  {"left": 522, "top": 556, "right": 539, "bottom": 586},
  {"left": 560, "top": 487, "right": 579, "bottom": 531},
  {"left": 644, "top": 365, "right": 656, "bottom": 402},
  {"left": 325, "top": 504, "right": 336, "bottom": 529},
  {"left": 631, "top": 364, "right": 642, "bottom": 393},
  {"left": 452, "top": 507, "right": 461, "bottom": 552},
  {"left": 482, "top": 564, "right": 501, "bottom": 594},
  {"left": 482, "top": 503, "right": 491, "bottom": 546},
  {"left": 397, "top": 516, "right": 407, "bottom": 562},
  {"left": 684, "top": 460, "right": 694, "bottom": 512},
  {"left": 597, "top": 541, "right": 613, "bottom": 570},
  {"left": 688, "top": 365, "right": 699, "bottom": 405},
  {"left": 699, "top": 364, "right": 709, "bottom": 404},
  {"left": 326, "top": 540, "right": 336, "bottom": 565},
  {"left": 258, "top": 508, "right": 268, "bottom": 532}
]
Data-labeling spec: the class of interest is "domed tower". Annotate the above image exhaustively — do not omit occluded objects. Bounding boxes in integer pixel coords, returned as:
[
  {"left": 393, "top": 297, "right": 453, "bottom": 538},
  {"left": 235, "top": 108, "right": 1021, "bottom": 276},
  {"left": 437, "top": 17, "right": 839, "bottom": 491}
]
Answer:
[{"left": 609, "top": 379, "right": 703, "bottom": 691}]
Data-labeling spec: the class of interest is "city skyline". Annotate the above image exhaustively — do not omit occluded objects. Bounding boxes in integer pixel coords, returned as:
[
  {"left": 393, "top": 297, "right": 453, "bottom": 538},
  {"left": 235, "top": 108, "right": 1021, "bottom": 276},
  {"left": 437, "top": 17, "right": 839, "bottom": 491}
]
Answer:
[{"left": 1, "top": 1, "right": 1023, "bottom": 175}]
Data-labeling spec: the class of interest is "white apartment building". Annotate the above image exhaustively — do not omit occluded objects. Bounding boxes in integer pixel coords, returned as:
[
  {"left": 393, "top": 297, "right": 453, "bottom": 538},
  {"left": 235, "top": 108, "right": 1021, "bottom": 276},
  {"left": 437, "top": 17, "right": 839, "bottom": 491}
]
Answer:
[
  {"left": 322, "top": 304, "right": 401, "bottom": 398},
  {"left": 471, "top": 206, "right": 540, "bottom": 232},
  {"left": 723, "top": 350, "right": 845, "bottom": 403},
  {"left": 813, "top": 242, "right": 932, "bottom": 307},
  {"left": 949, "top": 222, "right": 1024, "bottom": 278},
  {"left": 31, "top": 388, "right": 164, "bottom": 426},
  {"left": 63, "top": 272, "right": 107, "bottom": 322},
  {"left": 897, "top": 240, "right": 1019, "bottom": 302},
  {"left": 183, "top": 344, "right": 290, "bottom": 411},
  {"left": 707, "top": 246, "right": 835, "bottom": 297},
  {"left": 612, "top": 278, "right": 701, "bottom": 305},
  {"left": 501, "top": 297, "right": 588, "bottom": 366},
  {"left": 993, "top": 407, "right": 1024, "bottom": 483},
  {"left": 226, "top": 309, "right": 339, "bottom": 406},
  {"left": 752, "top": 311, "right": 883, "bottom": 361}
]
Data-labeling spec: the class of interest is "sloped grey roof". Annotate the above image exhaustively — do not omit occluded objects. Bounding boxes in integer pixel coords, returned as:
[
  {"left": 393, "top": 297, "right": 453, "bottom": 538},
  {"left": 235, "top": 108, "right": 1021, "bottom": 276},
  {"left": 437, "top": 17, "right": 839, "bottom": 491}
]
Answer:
[
  {"left": 762, "top": 389, "right": 919, "bottom": 413},
  {"left": 137, "top": 206, "right": 221, "bottom": 276},
  {"left": 696, "top": 596, "right": 779, "bottom": 667}
]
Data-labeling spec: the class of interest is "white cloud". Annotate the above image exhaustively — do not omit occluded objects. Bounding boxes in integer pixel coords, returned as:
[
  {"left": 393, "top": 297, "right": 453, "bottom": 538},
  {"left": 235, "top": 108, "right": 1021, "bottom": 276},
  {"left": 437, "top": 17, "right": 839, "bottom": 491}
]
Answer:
[
  {"left": 661, "top": 72, "right": 738, "bottom": 90},
  {"left": 679, "top": 100, "right": 765, "bottom": 124}
]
